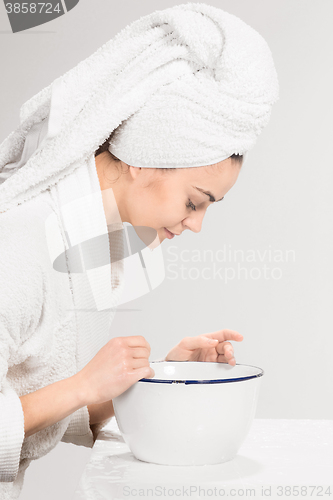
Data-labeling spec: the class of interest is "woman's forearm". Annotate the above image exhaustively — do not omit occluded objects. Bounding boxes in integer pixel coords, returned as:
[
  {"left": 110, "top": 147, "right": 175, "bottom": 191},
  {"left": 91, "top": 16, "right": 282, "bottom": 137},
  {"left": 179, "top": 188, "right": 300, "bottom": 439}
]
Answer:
[
  {"left": 87, "top": 400, "right": 115, "bottom": 426},
  {"left": 19, "top": 374, "right": 87, "bottom": 439}
]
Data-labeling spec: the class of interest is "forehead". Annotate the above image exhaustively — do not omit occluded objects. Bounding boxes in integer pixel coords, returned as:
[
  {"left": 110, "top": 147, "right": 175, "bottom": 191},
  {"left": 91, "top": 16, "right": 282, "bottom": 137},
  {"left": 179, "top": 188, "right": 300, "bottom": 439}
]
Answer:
[
  {"left": 179, "top": 158, "right": 240, "bottom": 181},
  {"left": 172, "top": 160, "right": 242, "bottom": 197}
]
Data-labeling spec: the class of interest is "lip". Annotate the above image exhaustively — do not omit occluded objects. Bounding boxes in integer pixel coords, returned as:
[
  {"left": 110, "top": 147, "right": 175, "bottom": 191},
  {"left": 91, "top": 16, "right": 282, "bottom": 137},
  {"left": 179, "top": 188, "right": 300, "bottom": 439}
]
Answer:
[{"left": 164, "top": 228, "right": 176, "bottom": 239}]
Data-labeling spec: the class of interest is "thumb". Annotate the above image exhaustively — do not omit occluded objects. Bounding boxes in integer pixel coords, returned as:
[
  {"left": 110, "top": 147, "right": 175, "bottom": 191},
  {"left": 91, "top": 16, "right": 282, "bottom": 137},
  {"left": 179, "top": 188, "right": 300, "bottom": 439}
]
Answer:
[{"left": 135, "top": 366, "right": 155, "bottom": 381}]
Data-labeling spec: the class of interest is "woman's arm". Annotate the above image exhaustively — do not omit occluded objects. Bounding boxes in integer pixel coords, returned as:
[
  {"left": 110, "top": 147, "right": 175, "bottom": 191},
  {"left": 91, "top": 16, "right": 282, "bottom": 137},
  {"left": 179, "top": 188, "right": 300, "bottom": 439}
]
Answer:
[
  {"left": 19, "top": 374, "right": 87, "bottom": 439},
  {"left": 87, "top": 400, "right": 115, "bottom": 426},
  {"left": 87, "top": 400, "right": 115, "bottom": 442},
  {"left": 20, "top": 335, "right": 153, "bottom": 439}
]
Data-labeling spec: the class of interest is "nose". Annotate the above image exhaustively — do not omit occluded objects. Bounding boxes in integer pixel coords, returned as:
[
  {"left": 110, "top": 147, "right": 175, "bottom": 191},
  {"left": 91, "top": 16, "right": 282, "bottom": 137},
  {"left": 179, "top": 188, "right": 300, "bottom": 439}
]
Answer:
[{"left": 183, "top": 208, "right": 206, "bottom": 233}]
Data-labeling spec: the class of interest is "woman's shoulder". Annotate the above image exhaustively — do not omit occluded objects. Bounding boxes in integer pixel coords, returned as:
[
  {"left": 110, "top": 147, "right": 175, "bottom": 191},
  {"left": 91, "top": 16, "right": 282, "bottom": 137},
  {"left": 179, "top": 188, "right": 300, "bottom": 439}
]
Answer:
[{"left": 0, "top": 191, "right": 53, "bottom": 244}]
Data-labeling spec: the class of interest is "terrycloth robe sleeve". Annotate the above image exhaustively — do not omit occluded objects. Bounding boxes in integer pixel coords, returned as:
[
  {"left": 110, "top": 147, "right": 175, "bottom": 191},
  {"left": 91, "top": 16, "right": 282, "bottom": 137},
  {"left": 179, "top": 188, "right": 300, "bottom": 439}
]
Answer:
[
  {"left": 60, "top": 406, "right": 95, "bottom": 447},
  {"left": 0, "top": 381, "right": 25, "bottom": 482},
  {"left": 61, "top": 407, "right": 113, "bottom": 446},
  {"left": 0, "top": 217, "right": 44, "bottom": 482}
]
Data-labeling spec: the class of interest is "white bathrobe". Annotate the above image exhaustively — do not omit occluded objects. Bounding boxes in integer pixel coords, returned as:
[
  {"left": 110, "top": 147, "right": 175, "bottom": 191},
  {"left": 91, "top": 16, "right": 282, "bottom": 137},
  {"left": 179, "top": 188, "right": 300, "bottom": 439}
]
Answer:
[{"left": 0, "top": 154, "right": 125, "bottom": 499}]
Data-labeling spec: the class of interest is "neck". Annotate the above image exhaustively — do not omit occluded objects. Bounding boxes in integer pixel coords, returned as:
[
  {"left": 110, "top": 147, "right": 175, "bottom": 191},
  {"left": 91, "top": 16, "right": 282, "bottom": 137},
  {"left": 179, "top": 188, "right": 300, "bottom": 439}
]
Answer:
[{"left": 94, "top": 151, "right": 129, "bottom": 224}]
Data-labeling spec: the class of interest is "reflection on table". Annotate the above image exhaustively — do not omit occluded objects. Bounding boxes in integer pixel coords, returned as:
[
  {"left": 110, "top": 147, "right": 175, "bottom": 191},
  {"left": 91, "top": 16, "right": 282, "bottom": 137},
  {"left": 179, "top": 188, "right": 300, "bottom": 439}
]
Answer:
[{"left": 73, "top": 418, "right": 333, "bottom": 499}]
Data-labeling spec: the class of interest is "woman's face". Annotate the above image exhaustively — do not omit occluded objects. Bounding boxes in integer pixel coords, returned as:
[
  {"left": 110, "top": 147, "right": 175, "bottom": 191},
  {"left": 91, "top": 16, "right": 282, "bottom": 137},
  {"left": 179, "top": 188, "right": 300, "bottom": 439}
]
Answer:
[{"left": 96, "top": 153, "right": 242, "bottom": 244}]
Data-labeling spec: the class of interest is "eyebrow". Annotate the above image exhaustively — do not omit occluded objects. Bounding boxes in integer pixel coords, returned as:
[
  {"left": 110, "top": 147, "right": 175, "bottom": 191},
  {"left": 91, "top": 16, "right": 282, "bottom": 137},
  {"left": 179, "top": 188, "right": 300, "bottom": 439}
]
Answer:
[{"left": 194, "top": 186, "right": 225, "bottom": 202}]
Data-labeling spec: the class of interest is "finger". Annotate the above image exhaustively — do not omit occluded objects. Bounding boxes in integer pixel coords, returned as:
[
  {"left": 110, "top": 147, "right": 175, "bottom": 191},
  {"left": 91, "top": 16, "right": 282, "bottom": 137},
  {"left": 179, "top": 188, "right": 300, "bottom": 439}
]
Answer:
[
  {"left": 130, "top": 366, "right": 155, "bottom": 381},
  {"left": 216, "top": 341, "right": 234, "bottom": 358},
  {"left": 128, "top": 358, "right": 150, "bottom": 370},
  {"left": 204, "top": 329, "right": 243, "bottom": 343},
  {"left": 227, "top": 356, "right": 236, "bottom": 366},
  {"left": 179, "top": 335, "right": 219, "bottom": 351},
  {"left": 130, "top": 347, "right": 151, "bottom": 359},
  {"left": 124, "top": 336, "right": 151, "bottom": 352},
  {"left": 217, "top": 353, "right": 236, "bottom": 366}
]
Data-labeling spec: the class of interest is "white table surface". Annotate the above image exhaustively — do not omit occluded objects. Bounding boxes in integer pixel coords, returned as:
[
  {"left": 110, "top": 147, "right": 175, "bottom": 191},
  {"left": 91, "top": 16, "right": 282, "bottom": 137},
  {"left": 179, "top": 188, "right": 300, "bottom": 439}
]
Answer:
[{"left": 73, "top": 418, "right": 333, "bottom": 499}]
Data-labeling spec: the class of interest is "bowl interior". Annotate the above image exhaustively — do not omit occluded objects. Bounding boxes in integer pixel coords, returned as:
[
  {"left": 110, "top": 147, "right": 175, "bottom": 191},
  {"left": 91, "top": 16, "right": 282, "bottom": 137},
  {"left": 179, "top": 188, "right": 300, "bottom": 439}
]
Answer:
[{"left": 141, "top": 361, "right": 263, "bottom": 383}]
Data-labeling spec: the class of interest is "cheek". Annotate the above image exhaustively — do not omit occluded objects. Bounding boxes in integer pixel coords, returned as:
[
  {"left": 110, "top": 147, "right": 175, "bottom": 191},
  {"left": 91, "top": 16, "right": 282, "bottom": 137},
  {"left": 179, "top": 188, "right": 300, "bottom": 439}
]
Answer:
[
  {"left": 157, "top": 191, "right": 185, "bottom": 220},
  {"left": 137, "top": 177, "right": 187, "bottom": 226},
  {"left": 134, "top": 191, "right": 168, "bottom": 225}
]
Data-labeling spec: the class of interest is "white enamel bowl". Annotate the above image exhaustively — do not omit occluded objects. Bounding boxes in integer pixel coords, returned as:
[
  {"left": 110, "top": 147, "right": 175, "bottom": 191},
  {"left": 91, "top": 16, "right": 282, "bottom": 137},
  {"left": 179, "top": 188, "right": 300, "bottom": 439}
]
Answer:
[{"left": 112, "top": 361, "right": 263, "bottom": 466}]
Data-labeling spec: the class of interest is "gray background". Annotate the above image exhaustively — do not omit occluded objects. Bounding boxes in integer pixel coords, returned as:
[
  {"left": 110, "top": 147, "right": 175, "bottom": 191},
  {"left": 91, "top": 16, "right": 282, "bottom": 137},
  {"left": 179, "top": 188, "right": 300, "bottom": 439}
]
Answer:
[{"left": 1, "top": 0, "right": 332, "bottom": 498}]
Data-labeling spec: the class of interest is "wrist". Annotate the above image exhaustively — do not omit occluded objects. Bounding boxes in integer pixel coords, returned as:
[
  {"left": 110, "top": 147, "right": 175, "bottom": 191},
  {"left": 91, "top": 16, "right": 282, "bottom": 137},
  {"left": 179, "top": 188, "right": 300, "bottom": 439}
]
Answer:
[{"left": 72, "top": 372, "right": 91, "bottom": 408}]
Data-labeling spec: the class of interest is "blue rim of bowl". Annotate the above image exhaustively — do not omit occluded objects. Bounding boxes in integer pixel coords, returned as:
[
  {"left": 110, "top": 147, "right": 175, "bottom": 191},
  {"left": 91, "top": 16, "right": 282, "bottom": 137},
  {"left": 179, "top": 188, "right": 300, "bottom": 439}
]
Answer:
[{"left": 139, "top": 362, "right": 264, "bottom": 385}]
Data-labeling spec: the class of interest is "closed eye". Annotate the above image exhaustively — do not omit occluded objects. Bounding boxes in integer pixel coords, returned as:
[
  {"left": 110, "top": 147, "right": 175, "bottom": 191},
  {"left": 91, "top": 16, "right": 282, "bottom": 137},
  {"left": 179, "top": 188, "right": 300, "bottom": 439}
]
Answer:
[{"left": 186, "top": 199, "right": 196, "bottom": 211}]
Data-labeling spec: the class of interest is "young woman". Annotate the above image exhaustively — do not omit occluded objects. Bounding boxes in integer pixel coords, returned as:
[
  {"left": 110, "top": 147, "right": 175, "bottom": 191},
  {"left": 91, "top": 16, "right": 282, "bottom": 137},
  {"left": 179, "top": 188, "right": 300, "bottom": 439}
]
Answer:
[{"left": 0, "top": 3, "right": 278, "bottom": 498}]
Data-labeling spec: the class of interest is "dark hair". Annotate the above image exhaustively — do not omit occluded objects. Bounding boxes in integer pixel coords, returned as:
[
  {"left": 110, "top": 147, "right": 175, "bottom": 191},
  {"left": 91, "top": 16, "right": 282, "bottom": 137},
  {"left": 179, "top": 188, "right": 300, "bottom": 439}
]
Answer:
[
  {"left": 230, "top": 153, "right": 243, "bottom": 163},
  {"left": 95, "top": 132, "right": 243, "bottom": 166},
  {"left": 95, "top": 131, "right": 117, "bottom": 159}
]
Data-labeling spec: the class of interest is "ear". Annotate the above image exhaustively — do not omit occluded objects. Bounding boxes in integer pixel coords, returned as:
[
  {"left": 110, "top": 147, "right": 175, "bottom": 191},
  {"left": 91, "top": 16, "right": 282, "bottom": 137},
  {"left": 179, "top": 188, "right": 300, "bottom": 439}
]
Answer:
[{"left": 128, "top": 164, "right": 142, "bottom": 179}]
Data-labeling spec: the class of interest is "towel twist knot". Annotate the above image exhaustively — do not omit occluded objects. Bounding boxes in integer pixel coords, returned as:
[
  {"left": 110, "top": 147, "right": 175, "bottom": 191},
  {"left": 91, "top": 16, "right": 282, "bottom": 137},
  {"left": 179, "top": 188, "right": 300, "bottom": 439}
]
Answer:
[{"left": 154, "top": 9, "right": 223, "bottom": 74}]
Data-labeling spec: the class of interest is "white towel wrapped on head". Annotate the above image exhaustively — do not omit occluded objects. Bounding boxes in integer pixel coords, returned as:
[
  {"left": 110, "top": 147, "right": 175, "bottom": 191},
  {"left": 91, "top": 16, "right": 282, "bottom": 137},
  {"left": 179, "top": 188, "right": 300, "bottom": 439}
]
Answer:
[
  {"left": 0, "top": 2, "right": 279, "bottom": 213},
  {"left": 109, "top": 5, "right": 279, "bottom": 168}
]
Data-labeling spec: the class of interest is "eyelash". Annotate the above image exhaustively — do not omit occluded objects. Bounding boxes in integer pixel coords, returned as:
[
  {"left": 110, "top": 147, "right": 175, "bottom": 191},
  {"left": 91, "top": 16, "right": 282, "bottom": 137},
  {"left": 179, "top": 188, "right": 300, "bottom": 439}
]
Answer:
[{"left": 186, "top": 199, "right": 197, "bottom": 211}]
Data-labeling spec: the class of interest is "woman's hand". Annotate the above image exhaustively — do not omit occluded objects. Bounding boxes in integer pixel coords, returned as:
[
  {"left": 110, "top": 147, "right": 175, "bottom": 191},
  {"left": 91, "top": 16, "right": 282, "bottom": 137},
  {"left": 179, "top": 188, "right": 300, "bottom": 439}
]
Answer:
[
  {"left": 164, "top": 329, "right": 244, "bottom": 366},
  {"left": 76, "top": 335, "right": 154, "bottom": 406}
]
